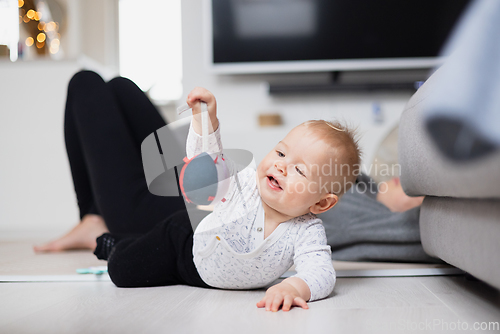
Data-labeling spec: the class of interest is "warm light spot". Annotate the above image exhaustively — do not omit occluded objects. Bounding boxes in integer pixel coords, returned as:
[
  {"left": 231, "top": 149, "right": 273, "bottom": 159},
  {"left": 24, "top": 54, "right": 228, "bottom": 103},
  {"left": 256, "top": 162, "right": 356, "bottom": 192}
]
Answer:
[
  {"left": 46, "top": 21, "right": 56, "bottom": 31},
  {"left": 51, "top": 39, "right": 60, "bottom": 47},
  {"left": 18, "top": 0, "right": 24, "bottom": 7},
  {"left": 19, "top": 8, "right": 25, "bottom": 16},
  {"left": 27, "top": 9, "right": 35, "bottom": 19},
  {"left": 22, "top": 15, "right": 30, "bottom": 23},
  {"left": 19, "top": 15, "right": 22, "bottom": 24},
  {"left": 35, "top": 11, "right": 42, "bottom": 20},
  {"left": 38, "top": 22, "right": 45, "bottom": 31},
  {"left": 36, "top": 41, "right": 44, "bottom": 48},
  {"left": 25, "top": 37, "right": 34, "bottom": 47},
  {"left": 37, "top": 32, "right": 46, "bottom": 43},
  {"left": 49, "top": 44, "right": 59, "bottom": 54}
]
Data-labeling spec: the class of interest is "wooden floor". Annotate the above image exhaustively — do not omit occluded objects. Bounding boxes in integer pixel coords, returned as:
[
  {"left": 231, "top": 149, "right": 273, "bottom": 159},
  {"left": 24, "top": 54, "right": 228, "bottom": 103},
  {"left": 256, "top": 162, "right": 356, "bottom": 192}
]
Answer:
[{"left": 1, "top": 241, "right": 499, "bottom": 333}]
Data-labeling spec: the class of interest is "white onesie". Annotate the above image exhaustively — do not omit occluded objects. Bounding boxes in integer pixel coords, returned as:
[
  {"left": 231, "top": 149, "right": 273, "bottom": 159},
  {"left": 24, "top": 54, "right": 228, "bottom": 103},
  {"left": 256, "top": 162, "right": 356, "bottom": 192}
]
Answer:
[{"left": 187, "top": 121, "right": 335, "bottom": 302}]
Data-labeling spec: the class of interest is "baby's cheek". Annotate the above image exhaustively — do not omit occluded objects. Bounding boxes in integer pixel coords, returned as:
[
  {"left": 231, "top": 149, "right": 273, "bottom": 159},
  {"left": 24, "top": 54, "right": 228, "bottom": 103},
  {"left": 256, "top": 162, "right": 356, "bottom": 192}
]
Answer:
[
  {"left": 285, "top": 180, "right": 307, "bottom": 195},
  {"left": 255, "top": 172, "right": 262, "bottom": 191},
  {"left": 256, "top": 165, "right": 265, "bottom": 180},
  {"left": 318, "top": 176, "right": 333, "bottom": 191}
]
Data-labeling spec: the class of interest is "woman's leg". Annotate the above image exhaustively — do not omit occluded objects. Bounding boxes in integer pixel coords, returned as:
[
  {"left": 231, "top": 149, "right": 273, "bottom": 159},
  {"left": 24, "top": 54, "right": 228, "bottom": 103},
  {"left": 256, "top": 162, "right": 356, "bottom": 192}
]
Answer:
[
  {"left": 105, "top": 76, "right": 168, "bottom": 149},
  {"left": 66, "top": 70, "right": 187, "bottom": 234},
  {"left": 63, "top": 74, "right": 178, "bottom": 222},
  {"left": 96, "top": 210, "right": 210, "bottom": 289},
  {"left": 34, "top": 71, "right": 111, "bottom": 252},
  {"left": 35, "top": 70, "right": 186, "bottom": 251},
  {"left": 63, "top": 79, "right": 102, "bottom": 221}
]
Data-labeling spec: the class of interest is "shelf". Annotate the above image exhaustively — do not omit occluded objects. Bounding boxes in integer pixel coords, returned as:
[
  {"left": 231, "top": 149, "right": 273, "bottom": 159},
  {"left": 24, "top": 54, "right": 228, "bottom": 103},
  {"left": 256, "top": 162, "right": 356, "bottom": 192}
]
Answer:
[{"left": 268, "top": 81, "right": 419, "bottom": 94}]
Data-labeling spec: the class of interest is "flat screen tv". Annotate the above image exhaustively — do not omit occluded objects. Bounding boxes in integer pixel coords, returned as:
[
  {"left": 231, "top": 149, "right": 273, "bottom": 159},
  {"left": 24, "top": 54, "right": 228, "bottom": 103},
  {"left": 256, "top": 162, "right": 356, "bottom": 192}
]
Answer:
[{"left": 203, "top": 0, "right": 471, "bottom": 74}]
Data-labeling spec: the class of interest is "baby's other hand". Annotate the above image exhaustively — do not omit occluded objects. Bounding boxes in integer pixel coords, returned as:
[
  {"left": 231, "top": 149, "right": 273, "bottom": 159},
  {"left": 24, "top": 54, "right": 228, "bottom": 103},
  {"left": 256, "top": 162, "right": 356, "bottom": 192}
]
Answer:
[{"left": 256, "top": 281, "right": 309, "bottom": 312}]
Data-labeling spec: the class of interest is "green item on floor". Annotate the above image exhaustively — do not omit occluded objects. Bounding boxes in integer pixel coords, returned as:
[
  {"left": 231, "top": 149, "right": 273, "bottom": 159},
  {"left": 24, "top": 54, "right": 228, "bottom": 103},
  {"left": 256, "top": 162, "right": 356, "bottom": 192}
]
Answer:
[{"left": 76, "top": 266, "right": 108, "bottom": 275}]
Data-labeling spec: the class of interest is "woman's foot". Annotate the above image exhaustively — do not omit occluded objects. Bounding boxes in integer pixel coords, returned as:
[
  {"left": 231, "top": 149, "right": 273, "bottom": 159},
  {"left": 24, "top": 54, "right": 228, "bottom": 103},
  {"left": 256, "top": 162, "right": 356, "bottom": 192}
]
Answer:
[
  {"left": 33, "top": 214, "right": 109, "bottom": 252},
  {"left": 376, "top": 177, "right": 424, "bottom": 212}
]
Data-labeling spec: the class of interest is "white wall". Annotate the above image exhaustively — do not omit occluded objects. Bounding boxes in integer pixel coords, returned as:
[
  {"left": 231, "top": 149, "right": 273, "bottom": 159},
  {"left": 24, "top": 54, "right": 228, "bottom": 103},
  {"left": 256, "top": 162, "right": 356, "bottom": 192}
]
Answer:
[
  {"left": 0, "top": 0, "right": 120, "bottom": 239},
  {"left": 0, "top": 60, "right": 81, "bottom": 238},
  {"left": 180, "top": 0, "right": 415, "bottom": 166},
  {"left": 0, "top": 0, "right": 121, "bottom": 238}
]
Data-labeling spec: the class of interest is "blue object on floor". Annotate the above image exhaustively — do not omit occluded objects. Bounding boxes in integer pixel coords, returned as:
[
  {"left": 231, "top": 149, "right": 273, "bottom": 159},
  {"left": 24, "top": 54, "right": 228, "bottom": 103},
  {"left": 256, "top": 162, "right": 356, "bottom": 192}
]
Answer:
[{"left": 76, "top": 266, "right": 108, "bottom": 275}]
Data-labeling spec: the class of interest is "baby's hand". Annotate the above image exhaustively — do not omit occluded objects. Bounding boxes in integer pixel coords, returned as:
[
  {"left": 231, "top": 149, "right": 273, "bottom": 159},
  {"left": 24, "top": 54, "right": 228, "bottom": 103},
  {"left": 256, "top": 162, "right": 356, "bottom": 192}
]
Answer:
[
  {"left": 186, "top": 87, "right": 217, "bottom": 118},
  {"left": 185, "top": 87, "right": 219, "bottom": 134},
  {"left": 256, "top": 281, "right": 309, "bottom": 312}
]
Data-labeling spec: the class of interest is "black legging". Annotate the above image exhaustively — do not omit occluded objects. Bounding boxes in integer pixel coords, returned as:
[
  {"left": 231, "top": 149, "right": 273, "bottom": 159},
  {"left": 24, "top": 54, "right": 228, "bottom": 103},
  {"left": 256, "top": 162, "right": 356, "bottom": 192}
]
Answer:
[{"left": 65, "top": 70, "right": 209, "bottom": 288}]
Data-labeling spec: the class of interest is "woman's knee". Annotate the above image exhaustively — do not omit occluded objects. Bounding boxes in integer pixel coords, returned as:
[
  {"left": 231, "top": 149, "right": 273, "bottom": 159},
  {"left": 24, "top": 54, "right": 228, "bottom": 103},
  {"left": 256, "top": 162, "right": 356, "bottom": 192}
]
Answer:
[
  {"left": 68, "top": 70, "right": 105, "bottom": 94},
  {"left": 107, "top": 76, "right": 142, "bottom": 95}
]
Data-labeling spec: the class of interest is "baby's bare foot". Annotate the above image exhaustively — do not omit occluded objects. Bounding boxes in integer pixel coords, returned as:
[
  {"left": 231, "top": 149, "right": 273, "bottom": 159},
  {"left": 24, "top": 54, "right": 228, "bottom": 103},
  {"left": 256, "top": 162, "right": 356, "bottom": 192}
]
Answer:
[{"left": 33, "top": 214, "right": 109, "bottom": 252}]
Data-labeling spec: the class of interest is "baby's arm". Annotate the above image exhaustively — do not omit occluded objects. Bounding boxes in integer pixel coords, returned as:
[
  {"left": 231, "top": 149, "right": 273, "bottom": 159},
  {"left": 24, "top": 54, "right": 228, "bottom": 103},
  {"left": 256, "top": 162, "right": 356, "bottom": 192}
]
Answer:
[
  {"left": 185, "top": 87, "right": 219, "bottom": 136},
  {"left": 257, "top": 220, "right": 335, "bottom": 311},
  {"left": 291, "top": 221, "right": 336, "bottom": 301}
]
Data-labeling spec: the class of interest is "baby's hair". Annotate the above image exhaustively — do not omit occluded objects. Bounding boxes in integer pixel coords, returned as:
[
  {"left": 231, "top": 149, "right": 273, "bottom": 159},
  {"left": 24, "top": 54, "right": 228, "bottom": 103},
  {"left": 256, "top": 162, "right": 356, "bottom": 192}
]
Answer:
[{"left": 302, "top": 119, "right": 362, "bottom": 196}]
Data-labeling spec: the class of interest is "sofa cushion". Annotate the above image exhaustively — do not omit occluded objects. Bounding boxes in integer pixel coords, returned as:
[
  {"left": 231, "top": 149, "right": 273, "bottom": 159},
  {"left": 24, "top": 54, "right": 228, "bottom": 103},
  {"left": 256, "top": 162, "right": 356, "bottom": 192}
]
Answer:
[{"left": 420, "top": 196, "right": 500, "bottom": 290}]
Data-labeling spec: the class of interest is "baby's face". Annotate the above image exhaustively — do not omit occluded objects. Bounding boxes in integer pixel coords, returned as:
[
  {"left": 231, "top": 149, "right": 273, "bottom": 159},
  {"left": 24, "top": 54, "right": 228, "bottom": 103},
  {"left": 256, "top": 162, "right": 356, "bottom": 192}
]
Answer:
[{"left": 256, "top": 125, "right": 333, "bottom": 219}]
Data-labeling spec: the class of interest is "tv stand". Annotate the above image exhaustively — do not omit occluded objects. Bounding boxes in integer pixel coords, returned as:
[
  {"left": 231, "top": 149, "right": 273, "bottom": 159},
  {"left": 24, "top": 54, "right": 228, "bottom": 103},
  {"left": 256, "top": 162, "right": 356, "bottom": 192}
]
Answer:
[{"left": 268, "top": 70, "right": 423, "bottom": 94}]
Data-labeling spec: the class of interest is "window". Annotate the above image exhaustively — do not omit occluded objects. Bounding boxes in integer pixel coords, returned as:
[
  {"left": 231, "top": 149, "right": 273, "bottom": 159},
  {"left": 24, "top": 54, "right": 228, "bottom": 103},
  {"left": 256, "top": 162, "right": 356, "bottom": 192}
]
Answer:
[{"left": 119, "top": 0, "right": 183, "bottom": 103}]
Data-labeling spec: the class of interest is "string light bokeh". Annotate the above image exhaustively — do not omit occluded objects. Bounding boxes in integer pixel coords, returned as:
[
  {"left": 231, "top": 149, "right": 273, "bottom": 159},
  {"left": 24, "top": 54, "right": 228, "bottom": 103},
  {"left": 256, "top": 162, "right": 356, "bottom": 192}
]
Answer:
[{"left": 19, "top": 0, "right": 61, "bottom": 57}]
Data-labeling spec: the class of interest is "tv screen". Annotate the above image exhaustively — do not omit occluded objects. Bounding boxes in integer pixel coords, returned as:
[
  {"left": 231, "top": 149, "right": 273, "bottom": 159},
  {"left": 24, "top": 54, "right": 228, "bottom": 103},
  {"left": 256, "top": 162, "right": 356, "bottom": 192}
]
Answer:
[{"left": 204, "top": 0, "right": 471, "bottom": 74}]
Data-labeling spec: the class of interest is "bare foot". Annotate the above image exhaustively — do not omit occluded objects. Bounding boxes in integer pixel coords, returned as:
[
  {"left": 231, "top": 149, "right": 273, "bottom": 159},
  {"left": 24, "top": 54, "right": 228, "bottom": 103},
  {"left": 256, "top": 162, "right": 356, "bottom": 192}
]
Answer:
[
  {"left": 33, "top": 214, "right": 109, "bottom": 253},
  {"left": 376, "top": 177, "right": 425, "bottom": 213}
]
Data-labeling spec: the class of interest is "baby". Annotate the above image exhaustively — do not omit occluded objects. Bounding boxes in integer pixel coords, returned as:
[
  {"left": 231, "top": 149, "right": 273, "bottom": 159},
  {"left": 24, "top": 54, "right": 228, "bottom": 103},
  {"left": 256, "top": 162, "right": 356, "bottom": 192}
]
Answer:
[
  {"left": 184, "top": 87, "right": 361, "bottom": 311},
  {"left": 95, "top": 87, "right": 361, "bottom": 312}
]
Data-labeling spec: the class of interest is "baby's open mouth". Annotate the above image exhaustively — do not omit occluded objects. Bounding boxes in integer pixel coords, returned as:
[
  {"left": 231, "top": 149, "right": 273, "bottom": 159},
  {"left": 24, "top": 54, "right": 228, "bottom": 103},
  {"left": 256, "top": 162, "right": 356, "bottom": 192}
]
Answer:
[{"left": 267, "top": 175, "right": 282, "bottom": 190}]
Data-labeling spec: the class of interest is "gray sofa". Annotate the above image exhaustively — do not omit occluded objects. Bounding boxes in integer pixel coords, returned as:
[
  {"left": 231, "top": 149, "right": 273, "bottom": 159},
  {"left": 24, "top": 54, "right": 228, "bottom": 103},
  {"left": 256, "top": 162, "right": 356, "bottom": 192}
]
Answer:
[{"left": 398, "top": 66, "right": 500, "bottom": 290}]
